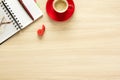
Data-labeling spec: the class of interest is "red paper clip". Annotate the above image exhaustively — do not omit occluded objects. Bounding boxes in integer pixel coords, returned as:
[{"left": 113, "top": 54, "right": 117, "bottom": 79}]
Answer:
[{"left": 37, "top": 25, "right": 45, "bottom": 36}]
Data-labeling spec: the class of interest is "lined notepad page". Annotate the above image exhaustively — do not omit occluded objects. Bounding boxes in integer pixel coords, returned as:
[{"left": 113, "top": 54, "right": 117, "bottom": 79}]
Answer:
[
  {"left": 5, "top": 0, "right": 43, "bottom": 29},
  {"left": 0, "top": 7, "right": 20, "bottom": 43}
]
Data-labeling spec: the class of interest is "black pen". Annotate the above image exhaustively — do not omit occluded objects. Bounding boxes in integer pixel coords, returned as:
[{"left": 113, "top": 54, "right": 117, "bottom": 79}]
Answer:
[{"left": 18, "top": 0, "right": 34, "bottom": 20}]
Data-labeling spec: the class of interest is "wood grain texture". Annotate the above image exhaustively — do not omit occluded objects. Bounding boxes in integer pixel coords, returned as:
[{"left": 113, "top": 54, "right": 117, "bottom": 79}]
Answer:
[{"left": 0, "top": 0, "right": 120, "bottom": 80}]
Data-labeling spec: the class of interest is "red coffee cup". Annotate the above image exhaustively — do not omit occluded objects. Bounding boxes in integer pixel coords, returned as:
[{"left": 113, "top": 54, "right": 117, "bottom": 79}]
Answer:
[{"left": 46, "top": 0, "right": 75, "bottom": 21}]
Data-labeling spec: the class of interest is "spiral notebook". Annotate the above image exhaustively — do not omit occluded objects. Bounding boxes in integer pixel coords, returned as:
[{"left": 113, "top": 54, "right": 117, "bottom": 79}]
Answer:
[{"left": 0, "top": 0, "right": 43, "bottom": 44}]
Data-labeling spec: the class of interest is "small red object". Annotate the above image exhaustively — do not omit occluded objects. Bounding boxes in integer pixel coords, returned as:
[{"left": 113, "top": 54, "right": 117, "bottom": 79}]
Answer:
[
  {"left": 37, "top": 25, "right": 45, "bottom": 36},
  {"left": 34, "top": 0, "right": 37, "bottom": 2}
]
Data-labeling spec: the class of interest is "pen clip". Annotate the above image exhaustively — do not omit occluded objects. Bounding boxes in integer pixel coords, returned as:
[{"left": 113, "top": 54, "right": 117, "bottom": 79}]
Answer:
[{"left": 0, "top": 17, "right": 11, "bottom": 27}]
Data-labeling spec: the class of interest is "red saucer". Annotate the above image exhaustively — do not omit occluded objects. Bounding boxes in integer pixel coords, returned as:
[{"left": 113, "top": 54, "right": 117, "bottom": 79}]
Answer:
[{"left": 46, "top": 0, "right": 75, "bottom": 21}]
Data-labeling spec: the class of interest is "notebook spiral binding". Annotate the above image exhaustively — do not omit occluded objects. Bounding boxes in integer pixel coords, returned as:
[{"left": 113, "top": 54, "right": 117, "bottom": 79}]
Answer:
[{"left": 0, "top": 0, "right": 22, "bottom": 30}]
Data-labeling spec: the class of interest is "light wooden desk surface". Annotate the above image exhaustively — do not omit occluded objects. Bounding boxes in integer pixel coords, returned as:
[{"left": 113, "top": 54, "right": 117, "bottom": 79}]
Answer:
[{"left": 0, "top": 0, "right": 120, "bottom": 80}]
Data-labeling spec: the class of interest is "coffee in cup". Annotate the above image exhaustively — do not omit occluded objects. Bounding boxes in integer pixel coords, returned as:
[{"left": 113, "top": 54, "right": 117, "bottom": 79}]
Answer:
[{"left": 53, "top": 0, "right": 68, "bottom": 14}]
